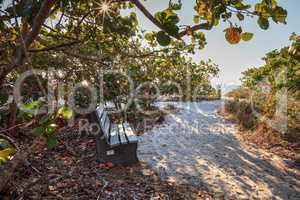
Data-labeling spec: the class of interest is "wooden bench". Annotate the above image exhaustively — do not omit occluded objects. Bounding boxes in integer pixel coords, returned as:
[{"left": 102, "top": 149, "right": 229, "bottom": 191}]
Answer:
[{"left": 91, "top": 104, "right": 139, "bottom": 165}]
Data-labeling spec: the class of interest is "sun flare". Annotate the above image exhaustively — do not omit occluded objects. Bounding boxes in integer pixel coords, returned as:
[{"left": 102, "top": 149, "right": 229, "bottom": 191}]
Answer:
[{"left": 95, "top": 0, "right": 113, "bottom": 17}]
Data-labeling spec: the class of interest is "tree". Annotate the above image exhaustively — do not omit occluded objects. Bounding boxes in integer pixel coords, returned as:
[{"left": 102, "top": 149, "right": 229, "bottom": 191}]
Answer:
[
  {"left": 0, "top": 0, "right": 287, "bottom": 87},
  {"left": 237, "top": 34, "right": 300, "bottom": 135}
]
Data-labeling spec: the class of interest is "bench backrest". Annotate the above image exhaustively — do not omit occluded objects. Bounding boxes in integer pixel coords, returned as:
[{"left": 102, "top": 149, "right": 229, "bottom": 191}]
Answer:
[
  {"left": 94, "top": 104, "right": 138, "bottom": 146},
  {"left": 95, "top": 104, "right": 111, "bottom": 140}
]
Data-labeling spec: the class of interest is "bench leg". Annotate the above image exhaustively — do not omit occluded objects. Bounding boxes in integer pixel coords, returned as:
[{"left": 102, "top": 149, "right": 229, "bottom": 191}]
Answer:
[
  {"left": 95, "top": 134, "right": 138, "bottom": 165},
  {"left": 95, "top": 134, "right": 109, "bottom": 163},
  {"left": 122, "top": 142, "right": 139, "bottom": 165}
]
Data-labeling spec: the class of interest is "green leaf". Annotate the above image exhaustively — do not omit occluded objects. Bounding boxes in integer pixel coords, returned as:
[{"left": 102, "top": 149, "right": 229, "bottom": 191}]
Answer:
[
  {"left": 156, "top": 31, "right": 171, "bottom": 46},
  {"left": 214, "top": 18, "right": 219, "bottom": 26},
  {"left": 164, "top": 23, "right": 179, "bottom": 36},
  {"left": 258, "top": 17, "right": 269, "bottom": 30},
  {"left": 22, "top": 100, "right": 41, "bottom": 110},
  {"left": 169, "top": 2, "right": 182, "bottom": 10},
  {"left": 0, "top": 156, "right": 7, "bottom": 165},
  {"left": 144, "top": 33, "right": 154, "bottom": 41},
  {"left": 268, "top": 0, "right": 278, "bottom": 8},
  {"left": 272, "top": 7, "right": 287, "bottom": 23},
  {"left": 130, "top": 12, "right": 138, "bottom": 26},
  {"left": 128, "top": 3, "right": 134, "bottom": 8},
  {"left": 221, "top": 12, "right": 232, "bottom": 20},
  {"left": 166, "top": 13, "right": 180, "bottom": 24},
  {"left": 46, "top": 137, "right": 58, "bottom": 150},
  {"left": 241, "top": 32, "right": 254, "bottom": 41},
  {"left": 46, "top": 126, "right": 56, "bottom": 135},
  {"left": 255, "top": 3, "right": 263, "bottom": 12},
  {"left": 234, "top": 2, "right": 251, "bottom": 10},
  {"left": 57, "top": 107, "right": 73, "bottom": 120},
  {"left": 154, "top": 11, "right": 167, "bottom": 24},
  {"left": 193, "top": 15, "right": 200, "bottom": 24}
]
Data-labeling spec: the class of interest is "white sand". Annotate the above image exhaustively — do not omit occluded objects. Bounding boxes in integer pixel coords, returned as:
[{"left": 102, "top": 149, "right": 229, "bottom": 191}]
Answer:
[{"left": 138, "top": 101, "right": 300, "bottom": 200}]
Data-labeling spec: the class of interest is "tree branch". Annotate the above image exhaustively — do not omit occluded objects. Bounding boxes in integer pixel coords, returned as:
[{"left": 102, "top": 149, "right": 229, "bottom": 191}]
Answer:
[
  {"left": 0, "top": 0, "right": 56, "bottom": 86},
  {"left": 28, "top": 41, "right": 81, "bottom": 53},
  {"left": 129, "top": 0, "right": 214, "bottom": 39},
  {"left": 178, "top": 21, "right": 215, "bottom": 38},
  {"left": 62, "top": 50, "right": 110, "bottom": 67},
  {"left": 131, "top": 0, "right": 183, "bottom": 39},
  {"left": 12, "top": 0, "right": 57, "bottom": 68}
]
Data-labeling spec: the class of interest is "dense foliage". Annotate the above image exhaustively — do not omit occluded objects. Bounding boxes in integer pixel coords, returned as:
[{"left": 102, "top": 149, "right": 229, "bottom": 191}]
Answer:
[
  {"left": 226, "top": 34, "right": 300, "bottom": 141},
  {"left": 0, "top": 0, "right": 287, "bottom": 85}
]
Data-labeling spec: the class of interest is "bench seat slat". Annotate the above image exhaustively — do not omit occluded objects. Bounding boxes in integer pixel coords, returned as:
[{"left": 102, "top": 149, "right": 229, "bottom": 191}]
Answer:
[
  {"left": 95, "top": 105, "right": 138, "bottom": 147},
  {"left": 118, "top": 124, "right": 128, "bottom": 144},
  {"left": 96, "top": 105, "right": 104, "bottom": 119},
  {"left": 100, "top": 112, "right": 110, "bottom": 140},
  {"left": 103, "top": 116, "right": 110, "bottom": 138},
  {"left": 100, "top": 112, "right": 107, "bottom": 128},
  {"left": 109, "top": 124, "right": 121, "bottom": 147},
  {"left": 122, "top": 123, "right": 138, "bottom": 143}
]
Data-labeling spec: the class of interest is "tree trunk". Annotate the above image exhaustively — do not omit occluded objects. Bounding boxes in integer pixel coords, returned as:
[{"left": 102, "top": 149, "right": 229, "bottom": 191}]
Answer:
[{"left": 0, "top": 0, "right": 56, "bottom": 88}]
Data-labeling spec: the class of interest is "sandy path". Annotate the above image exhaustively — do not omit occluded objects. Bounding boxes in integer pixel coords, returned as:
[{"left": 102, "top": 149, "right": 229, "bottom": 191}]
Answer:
[{"left": 138, "top": 101, "right": 300, "bottom": 200}]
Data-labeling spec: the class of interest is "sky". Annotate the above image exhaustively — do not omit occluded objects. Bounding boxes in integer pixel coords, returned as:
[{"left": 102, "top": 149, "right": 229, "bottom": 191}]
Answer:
[{"left": 124, "top": 0, "right": 300, "bottom": 87}]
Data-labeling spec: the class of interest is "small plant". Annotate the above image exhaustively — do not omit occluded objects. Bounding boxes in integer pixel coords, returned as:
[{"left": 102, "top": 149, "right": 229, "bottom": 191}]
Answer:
[
  {"left": 0, "top": 138, "right": 16, "bottom": 165},
  {"left": 23, "top": 100, "right": 73, "bottom": 150},
  {"left": 224, "top": 99, "right": 258, "bottom": 129}
]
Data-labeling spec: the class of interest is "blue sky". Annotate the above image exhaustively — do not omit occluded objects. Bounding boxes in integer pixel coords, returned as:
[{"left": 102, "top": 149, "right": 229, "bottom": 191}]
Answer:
[{"left": 125, "top": 0, "right": 300, "bottom": 86}]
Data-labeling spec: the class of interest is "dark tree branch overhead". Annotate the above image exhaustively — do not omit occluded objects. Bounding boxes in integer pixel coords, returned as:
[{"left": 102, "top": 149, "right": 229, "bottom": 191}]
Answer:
[
  {"left": 120, "top": 0, "right": 214, "bottom": 39},
  {"left": 0, "top": 0, "right": 57, "bottom": 87},
  {"left": 13, "top": 0, "right": 57, "bottom": 66},
  {"left": 130, "top": 0, "right": 183, "bottom": 39},
  {"left": 178, "top": 20, "right": 215, "bottom": 37},
  {"left": 177, "top": 0, "right": 215, "bottom": 37}
]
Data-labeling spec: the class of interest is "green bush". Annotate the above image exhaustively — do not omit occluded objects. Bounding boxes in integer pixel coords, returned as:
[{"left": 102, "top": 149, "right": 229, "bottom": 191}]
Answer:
[
  {"left": 236, "top": 101, "right": 258, "bottom": 129},
  {"left": 224, "top": 99, "right": 258, "bottom": 129},
  {"left": 224, "top": 100, "right": 239, "bottom": 113}
]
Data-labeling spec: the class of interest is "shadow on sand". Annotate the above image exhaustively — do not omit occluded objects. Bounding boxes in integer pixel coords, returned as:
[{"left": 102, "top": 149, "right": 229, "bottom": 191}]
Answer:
[{"left": 138, "top": 101, "right": 300, "bottom": 199}]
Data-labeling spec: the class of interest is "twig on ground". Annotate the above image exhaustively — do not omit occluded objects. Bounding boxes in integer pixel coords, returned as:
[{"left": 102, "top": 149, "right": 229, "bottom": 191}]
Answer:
[
  {"left": 24, "top": 160, "right": 43, "bottom": 175},
  {"left": 0, "top": 133, "right": 20, "bottom": 151},
  {"left": 0, "top": 120, "right": 34, "bottom": 134},
  {"left": 96, "top": 178, "right": 109, "bottom": 200}
]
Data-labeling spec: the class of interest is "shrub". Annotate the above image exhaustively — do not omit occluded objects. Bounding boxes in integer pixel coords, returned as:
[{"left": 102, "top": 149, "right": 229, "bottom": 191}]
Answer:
[
  {"left": 236, "top": 101, "right": 258, "bottom": 129},
  {"left": 224, "top": 99, "right": 258, "bottom": 129},
  {"left": 224, "top": 99, "right": 239, "bottom": 113}
]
